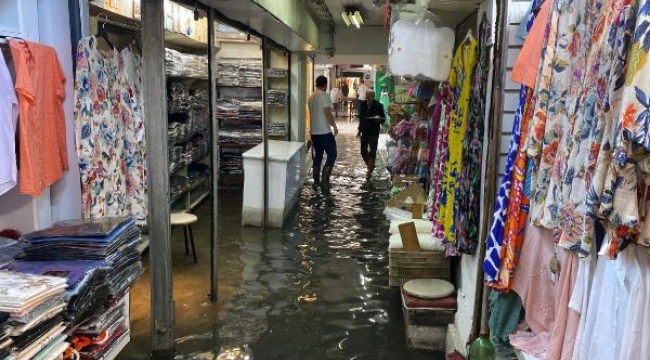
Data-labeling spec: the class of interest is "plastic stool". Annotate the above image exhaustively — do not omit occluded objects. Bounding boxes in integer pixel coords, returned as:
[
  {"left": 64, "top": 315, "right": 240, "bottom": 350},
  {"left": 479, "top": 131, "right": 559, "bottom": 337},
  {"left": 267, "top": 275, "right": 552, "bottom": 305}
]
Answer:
[{"left": 170, "top": 212, "right": 198, "bottom": 263}]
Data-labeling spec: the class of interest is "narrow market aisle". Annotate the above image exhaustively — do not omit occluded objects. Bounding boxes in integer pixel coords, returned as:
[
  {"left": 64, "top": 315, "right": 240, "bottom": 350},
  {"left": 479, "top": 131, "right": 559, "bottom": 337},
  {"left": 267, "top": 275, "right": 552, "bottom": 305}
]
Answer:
[{"left": 121, "top": 120, "right": 441, "bottom": 360}]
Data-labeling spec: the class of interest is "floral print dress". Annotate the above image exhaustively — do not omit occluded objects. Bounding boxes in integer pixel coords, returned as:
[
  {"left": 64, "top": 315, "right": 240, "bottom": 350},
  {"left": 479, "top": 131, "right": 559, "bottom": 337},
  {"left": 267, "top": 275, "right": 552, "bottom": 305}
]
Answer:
[
  {"left": 455, "top": 17, "right": 491, "bottom": 255},
  {"left": 74, "top": 37, "right": 148, "bottom": 224}
]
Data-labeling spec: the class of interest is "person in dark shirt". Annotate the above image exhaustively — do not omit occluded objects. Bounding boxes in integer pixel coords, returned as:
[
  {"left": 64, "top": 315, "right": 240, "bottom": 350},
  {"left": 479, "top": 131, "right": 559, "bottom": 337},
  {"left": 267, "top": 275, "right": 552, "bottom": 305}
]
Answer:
[
  {"left": 341, "top": 83, "right": 349, "bottom": 98},
  {"left": 357, "top": 90, "right": 385, "bottom": 180}
]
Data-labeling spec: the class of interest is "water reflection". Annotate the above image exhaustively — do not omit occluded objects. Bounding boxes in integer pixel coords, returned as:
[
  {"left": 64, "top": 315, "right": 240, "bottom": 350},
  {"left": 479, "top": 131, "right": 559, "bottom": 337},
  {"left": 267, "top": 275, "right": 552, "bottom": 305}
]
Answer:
[{"left": 122, "top": 123, "right": 442, "bottom": 359}]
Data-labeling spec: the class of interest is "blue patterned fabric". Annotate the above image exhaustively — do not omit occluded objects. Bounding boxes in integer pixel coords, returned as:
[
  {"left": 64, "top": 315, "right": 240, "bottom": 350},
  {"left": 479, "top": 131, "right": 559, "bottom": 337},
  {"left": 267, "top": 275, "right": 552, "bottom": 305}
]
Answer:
[
  {"left": 483, "top": 1, "right": 543, "bottom": 281},
  {"left": 483, "top": 86, "right": 526, "bottom": 281}
]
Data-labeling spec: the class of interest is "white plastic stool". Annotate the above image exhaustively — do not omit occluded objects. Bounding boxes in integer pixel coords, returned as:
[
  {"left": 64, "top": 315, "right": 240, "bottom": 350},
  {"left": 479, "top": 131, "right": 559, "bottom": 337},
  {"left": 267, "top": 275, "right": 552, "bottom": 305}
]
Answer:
[{"left": 170, "top": 212, "right": 198, "bottom": 263}]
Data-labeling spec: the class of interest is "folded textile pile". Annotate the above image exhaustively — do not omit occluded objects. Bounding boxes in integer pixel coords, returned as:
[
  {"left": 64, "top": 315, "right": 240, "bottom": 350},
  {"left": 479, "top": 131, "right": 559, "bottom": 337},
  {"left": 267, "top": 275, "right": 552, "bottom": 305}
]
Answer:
[
  {"left": 267, "top": 123, "right": 287, "bottom": 136},
  {"left": 169, "top": 146, "right": 185, "bottom": 175},
  {"left": 266, "top": 68, "right": 288, "bottom": 77},
  {"left": 266, "top": 90, "right": 288, "bottom": 106},
  {"left": 0, "top": 238, "right": 25, "bottom": 270},
  {"left": 216, "top": 59, "right": 262, "bottom": 87},
  {"left": 0, "top": 271, "right": 69, "bottom": 360},
  {"left": 165, "top": 48, "right": 207, "bottom": 78},
  {"left": 220, "top": 151, "right": 244, "bottom": 175},
  {"left": 69, "top": 293, "right": 130, "bottom": 360}
]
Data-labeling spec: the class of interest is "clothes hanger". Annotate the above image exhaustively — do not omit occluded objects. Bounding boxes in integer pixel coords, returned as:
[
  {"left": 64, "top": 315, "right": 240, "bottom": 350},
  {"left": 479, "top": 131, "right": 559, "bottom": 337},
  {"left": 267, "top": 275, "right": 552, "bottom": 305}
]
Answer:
[
  {"left": 129, "top": 33, "right": 142, "bottom": 54},
  {"left": 95, "top": 13, "right": 115, "bottom": 49}
]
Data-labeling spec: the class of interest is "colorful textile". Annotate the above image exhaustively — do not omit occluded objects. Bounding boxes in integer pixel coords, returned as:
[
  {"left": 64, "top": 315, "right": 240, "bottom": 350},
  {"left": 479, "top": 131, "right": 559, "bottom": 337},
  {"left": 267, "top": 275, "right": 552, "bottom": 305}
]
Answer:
[
  {"left": 525, "top": 0, "right": 561, "bottom": 222},
  {"left": 455, "top": 17, "right": 491, "bottom": 254},
  {"left": 488, "top": 89, "right": 534, "bottom": 290},
  {"left": 75, "top": 37, "right": 147, "bottom": 224},
  {"left": 430, "top": 85, "right": 453, "bottom": 239},
  {"left": 439, "top": 33, "right": 478, "bottom": 245},
  {"left": 9, "top": 39, "right": 69, "bottom": 196},
  {"left": 598, "top": 0, "right": 650, "bottom": 257},
  {"left": 529, "top": 0, "right": 591, "bottom": 230},
  {"left": 484, "top": 0, "right": 544, "bottom": 282}
]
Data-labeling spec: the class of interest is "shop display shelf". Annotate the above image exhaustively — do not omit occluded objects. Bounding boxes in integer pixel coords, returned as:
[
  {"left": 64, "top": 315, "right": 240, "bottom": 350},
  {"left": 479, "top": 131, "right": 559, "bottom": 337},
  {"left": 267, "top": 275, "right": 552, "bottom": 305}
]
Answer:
[
  {"left": 190, "top": 189, "right": 210, "bottom": 210},
  {"left": 89, "top": 3, "right": 207, "bottom": 53},
  {"left": 218, "top": 143, "right": 259, "bottom": 148}
]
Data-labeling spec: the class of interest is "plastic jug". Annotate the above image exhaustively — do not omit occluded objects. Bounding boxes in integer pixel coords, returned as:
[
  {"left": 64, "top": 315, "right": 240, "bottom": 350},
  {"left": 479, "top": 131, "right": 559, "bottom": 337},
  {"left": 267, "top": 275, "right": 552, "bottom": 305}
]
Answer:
[{"left": 468, "top": 333, "right": 495, "bottom": 360}]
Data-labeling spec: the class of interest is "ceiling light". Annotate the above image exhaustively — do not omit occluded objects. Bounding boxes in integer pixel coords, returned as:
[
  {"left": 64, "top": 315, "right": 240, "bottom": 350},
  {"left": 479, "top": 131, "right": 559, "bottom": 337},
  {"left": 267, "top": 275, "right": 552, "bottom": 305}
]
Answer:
[
  {"left": 354, "top": 11, "right": 364, "bottom": 25},
  {"left": 350, "top": 13, "right": 360, "bottom": 28},
  {"left": 341, "top": 11, "right": 351, "bottom": 26}
]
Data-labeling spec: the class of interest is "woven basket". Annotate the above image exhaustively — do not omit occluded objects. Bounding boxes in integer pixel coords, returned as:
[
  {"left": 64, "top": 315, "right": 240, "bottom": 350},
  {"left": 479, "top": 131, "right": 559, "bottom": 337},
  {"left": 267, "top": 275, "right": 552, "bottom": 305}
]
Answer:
[{"left": 388, "top": 248, "right": 451, "bottom": 286}]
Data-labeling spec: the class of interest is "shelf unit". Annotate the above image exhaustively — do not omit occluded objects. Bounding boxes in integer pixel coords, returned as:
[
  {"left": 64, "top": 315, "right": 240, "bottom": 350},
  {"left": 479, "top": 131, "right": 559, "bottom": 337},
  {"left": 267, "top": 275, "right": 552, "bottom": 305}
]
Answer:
[
  {"left": 88, "top": 3, "right": 207, "bottom": 53},
  {"left": 215, "top": 31, "right": 264, "bottom": 189},
  {"left": 264, "top": 48, "right": 290, "bottom": 141},
  {"left": 163, "top": 12, "right": 211, "bottom": 211}
]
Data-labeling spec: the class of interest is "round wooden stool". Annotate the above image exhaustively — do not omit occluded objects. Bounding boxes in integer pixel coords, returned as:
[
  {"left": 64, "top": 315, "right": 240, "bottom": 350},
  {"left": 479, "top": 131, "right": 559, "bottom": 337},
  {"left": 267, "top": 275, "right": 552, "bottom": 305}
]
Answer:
[{"left": 170, "top": 212, "right": 198, "bottom": 263}]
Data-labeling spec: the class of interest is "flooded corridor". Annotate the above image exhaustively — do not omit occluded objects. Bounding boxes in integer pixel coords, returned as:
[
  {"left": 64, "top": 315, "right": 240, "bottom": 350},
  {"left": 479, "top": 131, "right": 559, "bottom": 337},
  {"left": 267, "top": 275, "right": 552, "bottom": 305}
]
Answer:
[{"left": 122, "top": 121, "right": 442, "bottom": 360}]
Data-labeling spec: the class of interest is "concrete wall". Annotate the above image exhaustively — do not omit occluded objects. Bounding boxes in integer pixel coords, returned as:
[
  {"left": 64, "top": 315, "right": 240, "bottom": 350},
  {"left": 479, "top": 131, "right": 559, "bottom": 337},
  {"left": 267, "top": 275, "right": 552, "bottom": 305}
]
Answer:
[{"left": 316, "top": 25, "right": 388, "bottom": 65}]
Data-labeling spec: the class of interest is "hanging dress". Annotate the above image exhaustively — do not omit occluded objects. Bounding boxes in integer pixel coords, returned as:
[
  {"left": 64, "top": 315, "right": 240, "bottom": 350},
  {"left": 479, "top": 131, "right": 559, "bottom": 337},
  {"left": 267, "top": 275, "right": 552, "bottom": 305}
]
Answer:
[{"left": 438, "top": 33, "right": 477, "bottom": 246}]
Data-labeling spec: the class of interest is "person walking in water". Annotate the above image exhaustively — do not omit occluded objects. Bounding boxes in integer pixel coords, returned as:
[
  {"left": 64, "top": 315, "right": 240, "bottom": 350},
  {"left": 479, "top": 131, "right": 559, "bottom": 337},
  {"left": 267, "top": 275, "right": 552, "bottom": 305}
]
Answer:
[
  {"left": 330, "top": 85, "right": 342, "bottom": 117},
  {"left": 357, "top": 90, "right": 384, "bottom": 180},
  {"left": 309, "top": 76, "right": 339, "bottom": 190}
]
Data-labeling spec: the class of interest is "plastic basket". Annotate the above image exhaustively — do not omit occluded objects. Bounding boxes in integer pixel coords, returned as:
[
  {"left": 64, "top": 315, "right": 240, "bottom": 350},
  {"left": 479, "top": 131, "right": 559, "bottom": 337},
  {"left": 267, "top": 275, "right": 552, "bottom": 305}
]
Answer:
[{"left": 389, "top": 248, "right": 450, "bottom": 286}]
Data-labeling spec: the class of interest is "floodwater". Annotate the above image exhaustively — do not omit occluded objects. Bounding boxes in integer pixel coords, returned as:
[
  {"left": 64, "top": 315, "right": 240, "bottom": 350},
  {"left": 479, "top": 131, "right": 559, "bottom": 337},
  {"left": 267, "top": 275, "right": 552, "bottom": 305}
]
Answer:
[{"left": 120, "top": 121, "right": 444, "bottom": 359}]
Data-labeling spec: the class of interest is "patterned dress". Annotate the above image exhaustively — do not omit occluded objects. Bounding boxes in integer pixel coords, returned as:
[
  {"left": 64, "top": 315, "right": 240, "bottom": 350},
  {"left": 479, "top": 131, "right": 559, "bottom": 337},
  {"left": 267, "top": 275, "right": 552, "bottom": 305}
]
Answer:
[
  {"left": 600, "top": 0, "right": 650, "bottom": 257},
  {"left": 74, "top": 37, "right": 148, "bottom": 224},
  {"left": 439, "top": 34, "right": 478, "bottom": 246},
  {"left": 455, "top": 17, "right": 491, "bottom": 255},
  {"left": 484, "top": 0, "right": 545, "bottom": 282}
]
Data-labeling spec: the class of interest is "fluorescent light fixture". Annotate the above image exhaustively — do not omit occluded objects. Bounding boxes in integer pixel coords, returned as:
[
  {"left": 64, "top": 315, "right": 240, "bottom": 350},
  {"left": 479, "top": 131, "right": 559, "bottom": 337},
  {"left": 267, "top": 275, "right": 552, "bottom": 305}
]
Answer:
[
  {"left": 354, "top": 11, "right": 364, "bottom": 25},
  {"left": 350, "top": 13, "right": 360, "bottom": 28},
  {"left": 341, "top": 11, "right": 351, "bottom": 26}
]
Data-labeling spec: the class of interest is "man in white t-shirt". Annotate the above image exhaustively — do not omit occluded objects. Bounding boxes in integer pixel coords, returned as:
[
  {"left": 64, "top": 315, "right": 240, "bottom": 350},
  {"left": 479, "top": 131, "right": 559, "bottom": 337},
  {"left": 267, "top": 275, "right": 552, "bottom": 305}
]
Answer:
[
  {"left": 357, "top": 80, "right": 368, "bottom": 101},
  {"left": 308, "top": 75, "right": 338, "bottom": 190}
]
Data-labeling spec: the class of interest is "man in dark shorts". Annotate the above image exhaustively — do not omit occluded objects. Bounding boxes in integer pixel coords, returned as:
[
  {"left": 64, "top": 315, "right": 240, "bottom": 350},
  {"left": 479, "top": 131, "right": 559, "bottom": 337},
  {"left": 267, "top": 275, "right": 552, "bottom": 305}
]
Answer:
[{"left": 357, "top": 90, "right": 384, "bottom": 180}]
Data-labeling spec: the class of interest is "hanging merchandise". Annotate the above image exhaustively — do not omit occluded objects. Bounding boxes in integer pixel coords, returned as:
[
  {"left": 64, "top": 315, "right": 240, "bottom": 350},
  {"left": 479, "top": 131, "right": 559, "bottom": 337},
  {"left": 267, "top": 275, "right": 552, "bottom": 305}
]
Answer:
[
  {"left": 74, "top": 36, "right": 147, "bottom": 225},
  {"left": 0, "top": 50, "right": 18, "bottom": 196},
  {"left": 8, "top": 39, "right": 69, "bottom": 197},
  {"left": 437, "top": 31, "right": 477, "bottom": 249},
  {"left": 388, "top": 16, "right": 455, "bottom": 81},
  {"left": 454, "top": 15, "right": 491, "bottom": 255},
  {"left": 484, "top": 0, "right": 546, "bottom": 286}
]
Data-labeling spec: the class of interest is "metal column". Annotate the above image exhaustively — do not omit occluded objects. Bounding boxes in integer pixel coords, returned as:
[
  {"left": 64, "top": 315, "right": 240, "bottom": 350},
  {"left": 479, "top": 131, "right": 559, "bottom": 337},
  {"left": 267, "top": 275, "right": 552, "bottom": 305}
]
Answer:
[
  {"left": 472, "top": 0, "right": 509, "bottom": 342},
  {"left": 262, "top": 39, "right": 269, "bottom": 228},
  {"left": 141, "top": 0, "right": 174, "bottom": 356},
  {"left": 208, "top": 8, "right": 219, "bottom": 302}
]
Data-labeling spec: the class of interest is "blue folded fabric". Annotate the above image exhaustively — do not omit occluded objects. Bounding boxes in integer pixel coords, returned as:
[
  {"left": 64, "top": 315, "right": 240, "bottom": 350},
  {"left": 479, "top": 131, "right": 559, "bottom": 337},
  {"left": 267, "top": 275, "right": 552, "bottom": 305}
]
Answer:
[
  {"left": 13, "top": 260, "right": 108, "bottom": 294},
  {"left": 23, "top": 217, "right": 135, "bottom": 244}
]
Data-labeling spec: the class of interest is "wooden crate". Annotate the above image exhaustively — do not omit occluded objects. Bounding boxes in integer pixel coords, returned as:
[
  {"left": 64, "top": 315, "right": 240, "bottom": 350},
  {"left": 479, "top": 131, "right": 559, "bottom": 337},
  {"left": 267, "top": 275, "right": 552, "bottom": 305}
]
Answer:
[{"left": 389, "top": 248, "right": 451, "bottom": 286}]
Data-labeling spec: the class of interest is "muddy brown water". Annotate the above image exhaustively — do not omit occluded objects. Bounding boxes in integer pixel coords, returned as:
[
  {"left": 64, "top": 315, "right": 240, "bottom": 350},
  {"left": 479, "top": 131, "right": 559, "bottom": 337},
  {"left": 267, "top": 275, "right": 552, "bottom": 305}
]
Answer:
[{"left": 120, "top": 122, "right": 444, "bottom": 360}]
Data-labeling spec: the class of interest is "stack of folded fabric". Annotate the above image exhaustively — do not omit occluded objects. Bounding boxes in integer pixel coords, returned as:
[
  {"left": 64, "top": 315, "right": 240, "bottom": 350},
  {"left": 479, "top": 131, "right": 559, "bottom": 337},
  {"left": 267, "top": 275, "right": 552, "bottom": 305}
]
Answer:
[
  {"left": 16, "top": 218, "right": 143, "bottom": 322},
  {"left": 9, "top": 218, "right": 142, "bottom": 360},
  {"left": 0, "top": 271, "right": 69, "bottom": 360},
  {"left": 267, "top": 123, "right": 287, "bottom": 136},
  {"left": 266, "top": 68, "right": 288, "bottom": 77},
  {"left": 0, "top": 238, "right": 25, "bottom": 270},
  {"left": 266, "top": 90, "right": 288, "bottom": 106},
  {"left": 69, "top": 293, "right": 130, "bottom": 360}
]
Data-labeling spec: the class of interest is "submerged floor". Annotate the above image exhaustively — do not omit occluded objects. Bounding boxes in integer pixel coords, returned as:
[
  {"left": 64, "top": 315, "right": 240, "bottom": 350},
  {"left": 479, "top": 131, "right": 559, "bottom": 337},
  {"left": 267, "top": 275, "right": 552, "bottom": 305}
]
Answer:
[{"left": 120, "top": 121, "right": 444, "bottom": 359}]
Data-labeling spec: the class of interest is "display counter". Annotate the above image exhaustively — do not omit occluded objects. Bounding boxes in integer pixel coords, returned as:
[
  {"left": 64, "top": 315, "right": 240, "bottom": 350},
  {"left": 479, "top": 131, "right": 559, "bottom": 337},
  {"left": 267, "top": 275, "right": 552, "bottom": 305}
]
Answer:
[{"left": 242, "top": 140, "right": 305, "bottom": 227}]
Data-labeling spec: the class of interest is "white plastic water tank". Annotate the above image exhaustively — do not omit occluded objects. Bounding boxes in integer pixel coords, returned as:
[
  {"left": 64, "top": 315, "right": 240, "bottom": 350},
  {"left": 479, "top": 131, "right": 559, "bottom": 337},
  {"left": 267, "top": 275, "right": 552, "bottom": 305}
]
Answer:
[{"left": 389, "top": 20, "right": 455, "bottom": 81}]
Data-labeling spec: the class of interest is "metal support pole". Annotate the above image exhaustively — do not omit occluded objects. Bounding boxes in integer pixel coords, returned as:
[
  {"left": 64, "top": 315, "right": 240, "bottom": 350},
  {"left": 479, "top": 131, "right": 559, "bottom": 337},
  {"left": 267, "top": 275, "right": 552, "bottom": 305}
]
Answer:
[
  {"left": 208, "top": 8, "right": 219, "bottom": 302},
  {"left": 287, "top": 53, "right": 292, "bottom": 141},
  {"left": 141, "top": 0, "right": 174, "bottom": 356},
  {"left": 262, "top": 39, "right": 270, "bottom": 228},
  {"left": 472, "top": 0, "right": 509, "bottom": 342}
]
